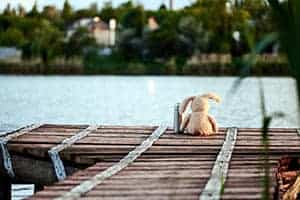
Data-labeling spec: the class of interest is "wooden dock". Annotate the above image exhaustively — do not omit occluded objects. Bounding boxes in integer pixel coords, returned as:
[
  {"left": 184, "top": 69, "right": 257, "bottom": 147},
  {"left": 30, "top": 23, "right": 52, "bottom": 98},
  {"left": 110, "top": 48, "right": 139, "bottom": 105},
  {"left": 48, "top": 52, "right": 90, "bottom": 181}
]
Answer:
[{"left": 0, "top": 124, "right": 299, "bottom": 200}]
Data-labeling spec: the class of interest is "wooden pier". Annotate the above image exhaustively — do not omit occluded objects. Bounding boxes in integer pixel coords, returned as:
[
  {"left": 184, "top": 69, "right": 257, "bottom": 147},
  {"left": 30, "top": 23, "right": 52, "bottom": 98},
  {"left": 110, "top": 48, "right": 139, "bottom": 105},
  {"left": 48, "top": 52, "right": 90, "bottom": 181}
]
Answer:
[{"left": 0, "top": 124, "right": 299, "bottom": 200}]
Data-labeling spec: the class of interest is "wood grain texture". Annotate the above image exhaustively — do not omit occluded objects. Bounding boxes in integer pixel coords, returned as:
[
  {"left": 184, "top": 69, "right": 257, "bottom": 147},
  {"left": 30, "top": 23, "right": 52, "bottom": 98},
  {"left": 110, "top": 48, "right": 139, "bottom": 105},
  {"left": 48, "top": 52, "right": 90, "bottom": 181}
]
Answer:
[
  {"left": 0, "top": 124, "right": 297, "bottom": 200},
  {"left": 54, "top": 125, "right": 168, "bottom": 200}
]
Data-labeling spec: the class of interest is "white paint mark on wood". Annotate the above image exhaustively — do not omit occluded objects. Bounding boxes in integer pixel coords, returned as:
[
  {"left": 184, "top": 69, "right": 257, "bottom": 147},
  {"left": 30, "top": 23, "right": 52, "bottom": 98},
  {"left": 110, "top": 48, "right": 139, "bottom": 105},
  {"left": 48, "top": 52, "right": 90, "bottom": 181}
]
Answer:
[
  {"left": 200, "top": 127, "right": 238, "bottom": 200},
  {"left": 49, "top": 125, "right": 99, "bottom": 181}
]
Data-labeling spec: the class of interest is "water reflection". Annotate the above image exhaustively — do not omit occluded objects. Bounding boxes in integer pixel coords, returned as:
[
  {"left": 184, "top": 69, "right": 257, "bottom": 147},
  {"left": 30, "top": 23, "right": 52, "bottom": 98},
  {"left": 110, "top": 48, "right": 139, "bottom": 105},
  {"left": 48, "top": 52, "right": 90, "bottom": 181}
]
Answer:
[{"left": 147, "top": 79, "right": 156, "bottom": 96}]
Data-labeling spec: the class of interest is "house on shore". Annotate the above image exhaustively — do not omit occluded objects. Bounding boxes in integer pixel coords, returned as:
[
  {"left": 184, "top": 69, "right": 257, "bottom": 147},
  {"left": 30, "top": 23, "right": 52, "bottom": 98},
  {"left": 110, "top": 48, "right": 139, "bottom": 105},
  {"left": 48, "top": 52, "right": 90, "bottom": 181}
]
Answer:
[
  {"left": 67, "top": 17, "right": 116, "bottom": 46},
  {"left": 147, "top": 16, "right": 159, "bottom": 31}
]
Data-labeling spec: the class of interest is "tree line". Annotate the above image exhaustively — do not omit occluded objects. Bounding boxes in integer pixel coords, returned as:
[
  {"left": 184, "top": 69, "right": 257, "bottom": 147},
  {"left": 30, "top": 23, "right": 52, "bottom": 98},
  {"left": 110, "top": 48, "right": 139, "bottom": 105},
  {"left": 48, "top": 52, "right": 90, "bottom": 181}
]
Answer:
[{"left": 0, "top": 0, "right": 275, "bottom": 66}]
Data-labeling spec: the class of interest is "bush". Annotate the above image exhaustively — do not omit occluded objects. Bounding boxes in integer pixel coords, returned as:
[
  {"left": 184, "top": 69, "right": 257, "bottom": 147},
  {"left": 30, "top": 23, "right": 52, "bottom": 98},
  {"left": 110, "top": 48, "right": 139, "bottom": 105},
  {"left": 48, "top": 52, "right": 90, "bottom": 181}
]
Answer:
[{"left": 0, "top": 27, "right": 25, "bottom": 47}]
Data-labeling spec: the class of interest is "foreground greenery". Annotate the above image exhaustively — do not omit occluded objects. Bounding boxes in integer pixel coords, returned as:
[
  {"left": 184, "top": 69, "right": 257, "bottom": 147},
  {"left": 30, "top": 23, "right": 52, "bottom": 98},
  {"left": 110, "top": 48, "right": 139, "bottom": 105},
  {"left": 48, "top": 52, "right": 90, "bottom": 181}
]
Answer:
[
  {"left": 0, "top": 0, "right": 281, "bottom": 74},
  {"left": 261, "top": 0, "right": 300, "bottom": 198},
  {"left": 231, "top": 0, "right": 300, "bottom": 199}
]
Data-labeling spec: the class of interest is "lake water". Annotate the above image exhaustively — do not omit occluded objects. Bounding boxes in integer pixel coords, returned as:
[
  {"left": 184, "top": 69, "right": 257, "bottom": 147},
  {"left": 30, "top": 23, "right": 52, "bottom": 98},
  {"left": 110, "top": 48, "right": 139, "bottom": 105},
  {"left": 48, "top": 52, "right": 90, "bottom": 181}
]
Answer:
[
  {"left": 0, "top": 75, "right": 299, "bottom": 199},
  {"left": 0, "top": 75, "right": 299, "bottom": 132}
]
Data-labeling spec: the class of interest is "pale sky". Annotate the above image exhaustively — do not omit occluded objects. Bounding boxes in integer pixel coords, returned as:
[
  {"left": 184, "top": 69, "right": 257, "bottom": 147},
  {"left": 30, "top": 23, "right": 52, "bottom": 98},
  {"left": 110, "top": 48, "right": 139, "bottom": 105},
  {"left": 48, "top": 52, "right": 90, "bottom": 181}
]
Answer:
[{"left": 1, "top": 0, "right": 196, "bottom": 11}]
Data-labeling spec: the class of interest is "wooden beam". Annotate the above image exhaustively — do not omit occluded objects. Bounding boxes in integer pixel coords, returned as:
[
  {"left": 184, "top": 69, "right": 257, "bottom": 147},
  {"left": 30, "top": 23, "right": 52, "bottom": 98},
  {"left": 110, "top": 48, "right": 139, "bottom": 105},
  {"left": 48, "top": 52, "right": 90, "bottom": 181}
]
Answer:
[
  {"left": 0, "top": 176, "right": 11, "bottom": 200},
  {"left": 0, "top": 154, "right": 78, "bottom": 186},
  {"left": 54, "top": 125, "right": 168, "bottom": 200},
  {"left": 200, "top": 127, "right": 238, "bottom": 200}
]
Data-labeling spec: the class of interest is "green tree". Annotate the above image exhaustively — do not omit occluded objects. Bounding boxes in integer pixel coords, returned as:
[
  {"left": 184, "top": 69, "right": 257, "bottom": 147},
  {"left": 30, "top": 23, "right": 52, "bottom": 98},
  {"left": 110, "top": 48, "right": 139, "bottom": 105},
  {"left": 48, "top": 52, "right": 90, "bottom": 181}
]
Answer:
[
  {"left": 62, "top": 0, "right": 73, "bottom": 21},
  {"left": 89, "top": 2, "right": 98, "bottom": 16},
  {"left": 0, "top": 27, "right": 25, "bottom": 47},
  {"left": 100, "top": 1, "right": 116, "bottom": 23},
  {"left": 41, "top": 6, "right": 59, "bottom": 20},
  {"left": 15, "top": 17, "right": 43, "bottom": 40},
  {"left": 121, "top": 5, "right": 145, "bottom": 36},
  {"left": 27, "top": 1, "right": 39, "bottom": 18},
  {"left": 186, "top": 0, "right": 232, "bottom": 52},
  {"left": 237, "top": 0, "right": 272, "bottom": 48},
  {"left": 178, "top": 16, "right": 210, "bottom": 53},
  {"left": 3, "top": 4, "right": 13, "bottom": 16},
  {"left": 17, "top": 4, "right": 26, "bottom": 17},
  {"left": 117, "top": 29, "right": 143, "bottom": 60},
  {"left": 74, "top": 9, "right": 95, "bottom": 20},
  {"left": 145, "top": 17, "right": 192, "bottom": 60},
  {"left": 22, "top": 21, "right": 64, "bottom": 64},
  {"left": 117, "top": 3, "right": 148, "bottom": 60},
  {"left": 159, "top": 4, "right": 167, "bottom": 11},
  {"left": 38, "top": 25, "right": 63, "bottom": 64},
  {"left": 64, "top": 27, "right": 96, "bottom": 60}
]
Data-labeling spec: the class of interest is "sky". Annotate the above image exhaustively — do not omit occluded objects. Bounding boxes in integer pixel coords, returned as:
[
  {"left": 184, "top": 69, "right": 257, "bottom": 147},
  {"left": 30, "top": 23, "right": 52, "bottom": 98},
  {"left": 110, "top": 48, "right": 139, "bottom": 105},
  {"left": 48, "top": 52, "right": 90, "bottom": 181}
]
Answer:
[{"left": 1, "top": 0, "right": 196, "bottom": 11}]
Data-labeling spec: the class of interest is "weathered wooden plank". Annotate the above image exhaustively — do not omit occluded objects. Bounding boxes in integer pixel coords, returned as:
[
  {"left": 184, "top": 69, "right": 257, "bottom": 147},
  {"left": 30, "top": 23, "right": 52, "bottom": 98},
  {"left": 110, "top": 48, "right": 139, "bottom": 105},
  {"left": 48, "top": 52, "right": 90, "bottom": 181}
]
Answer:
[
  {"left": 221, "top": 154, "right": 278, "bottom": 200},
  {"left": 10, "top": 134, "right": 300, "bottom": 144},
  {"left": 0, "top": 124, "right": 42, "bottom": 143},
  {"left": 97, "top": 125, "right": 159, "bottom": 130},
  {"left": 79, "top": 196, "right": 197, "bottom": 200},
  {"left": 9, "top": 130, "right": 226, "bottom": 142},
  {"left": 41, "top": 124, "right": 88, "bottom": 129},
  {"left": 79, "top": 164, "right": 275, "bottom": 172},
  {"left": 238, "top": 128, "right": 297, "bottom": 132},
  {"left": 65, "top": 170, "right": 213, "bottom": 180},
  {"left": 85, "top": 161, "right": 215, "bottom": 168},
  {"left": 33, "top": 194, "right": 199, "bottom": 200},
  {"left": 5, "top": 148, "right": 291, "bottom": 167},
  {"left": 49, "top": 126, "right": 99, "bottom": 153},
  {"left": 38, "top": 188, "right": 202, "bottom": 197},
  {"left": 200, "top": 127, "right": 238, "bottom": 200},
  {"left": 238, "top": 131, "right": 298, "bottom": 135},
  {"left": 12, "top": 140, "right": 298, "bottom": 146},
  {"left": 72, "top": 154, "right": 215, "bottom": 164},
  {"left": 8, "top": 144, "right": 224, "bottom": 156},
  {"left": 34, "top": 127, "right": 83, "bottom": 133},
  {"left": 8, "top": 143, "right": 298, "bottom": 152},
  {"left": 53, "top": 177, "right": 209, "bottom": 187},
  {"left": 9, "top": 136, "right": 226, "bottom": 146},
  {"left": 44, "top": 183, "right": 205, "bottom": 191},
  {"left": 54, "top": 125, "right": 168, "bottom": 200}
]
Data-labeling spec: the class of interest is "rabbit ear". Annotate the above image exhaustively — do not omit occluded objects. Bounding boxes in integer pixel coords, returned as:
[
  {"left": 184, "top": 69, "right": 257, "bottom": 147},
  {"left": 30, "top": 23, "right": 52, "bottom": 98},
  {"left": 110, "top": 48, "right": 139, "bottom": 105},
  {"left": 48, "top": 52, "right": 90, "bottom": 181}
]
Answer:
[{"left": 179, "top": 96, "right": 195, "bottom": 114}]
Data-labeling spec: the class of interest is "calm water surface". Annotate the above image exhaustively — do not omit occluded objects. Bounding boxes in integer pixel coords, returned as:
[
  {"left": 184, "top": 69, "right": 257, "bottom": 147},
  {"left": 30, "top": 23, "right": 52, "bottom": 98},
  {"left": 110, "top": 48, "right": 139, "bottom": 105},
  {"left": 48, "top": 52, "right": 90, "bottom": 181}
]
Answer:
[
  {"left": 0, "top": 75, "right": 299, "bottom": 199},
  {"left": 0, "top": 75, "right": 299, "bottom": 132}
]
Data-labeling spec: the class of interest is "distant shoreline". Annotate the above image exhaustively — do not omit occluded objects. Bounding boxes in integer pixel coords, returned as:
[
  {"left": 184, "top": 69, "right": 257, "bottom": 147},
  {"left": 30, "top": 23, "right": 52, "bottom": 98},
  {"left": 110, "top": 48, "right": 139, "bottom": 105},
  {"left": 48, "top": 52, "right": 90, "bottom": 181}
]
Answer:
[
  {"left": 0, "top": 54, "right": 291, "bottom": 76},
  {"left": 0, "top": 64, "right": 291, "bottom": 76}
]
